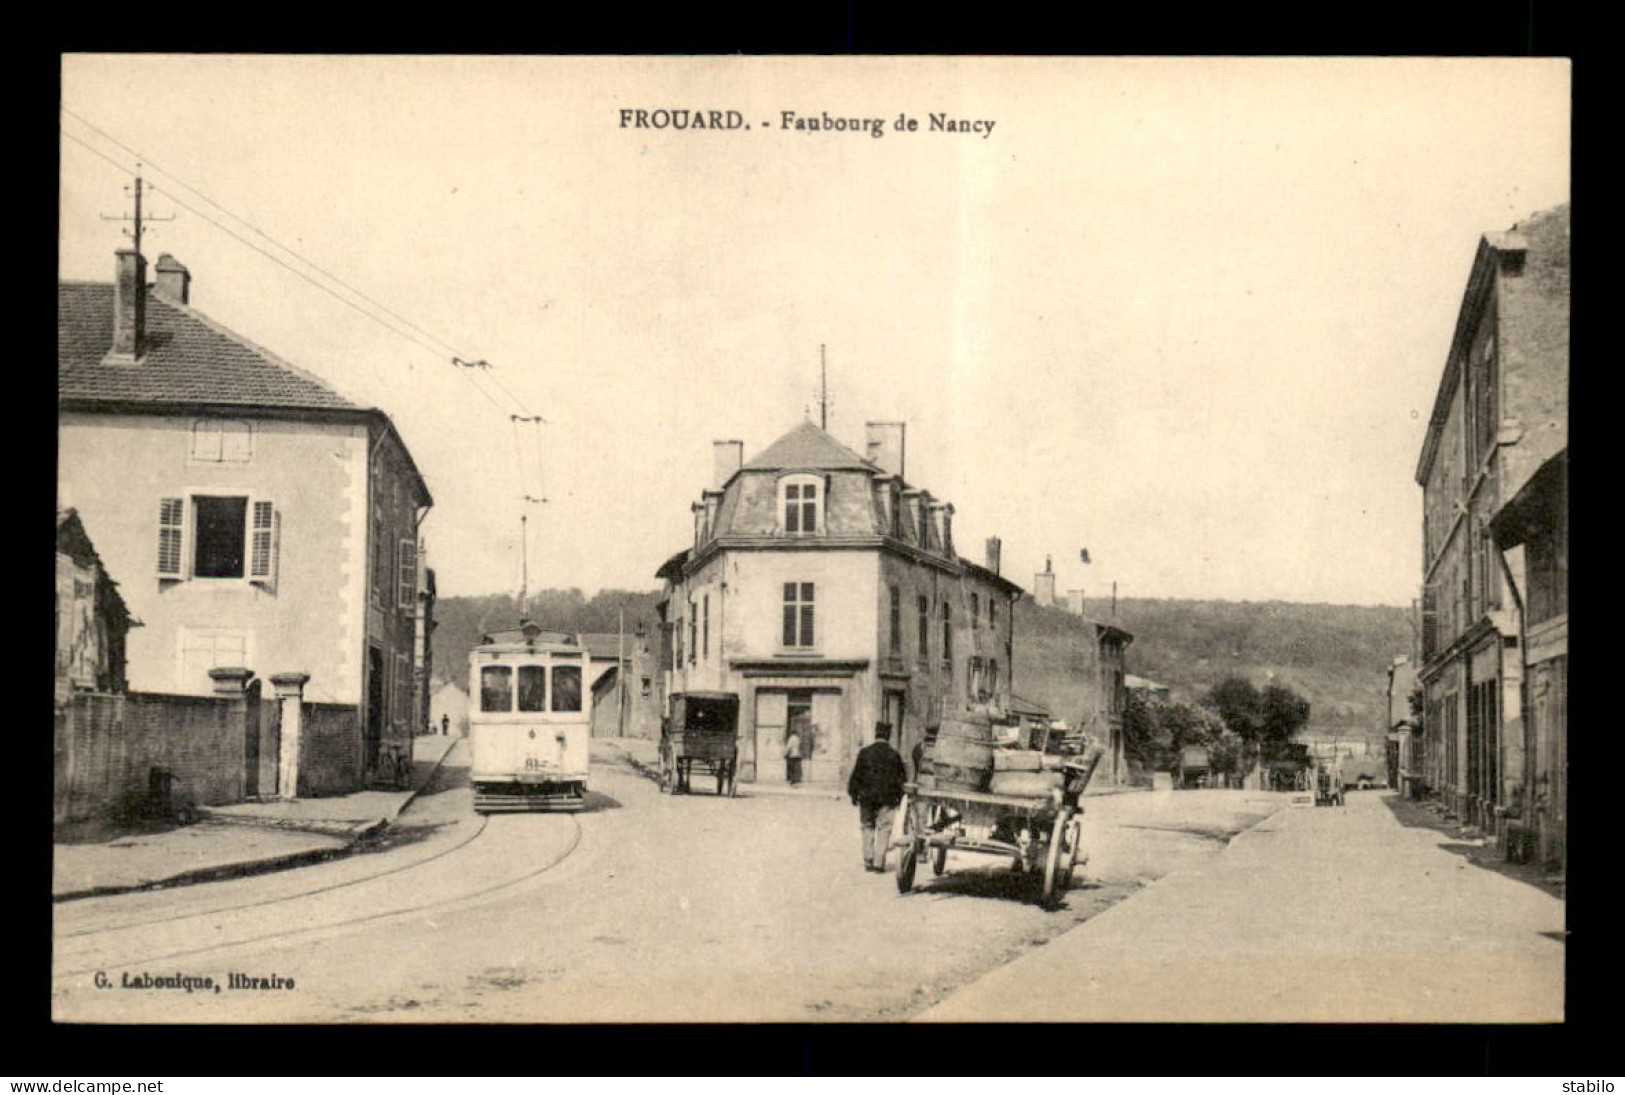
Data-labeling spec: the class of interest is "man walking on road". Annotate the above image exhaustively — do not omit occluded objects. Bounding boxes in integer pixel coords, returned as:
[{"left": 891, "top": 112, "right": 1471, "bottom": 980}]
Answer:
[{"left": 848, "top": 722, "right": 907, "bottom": 872}]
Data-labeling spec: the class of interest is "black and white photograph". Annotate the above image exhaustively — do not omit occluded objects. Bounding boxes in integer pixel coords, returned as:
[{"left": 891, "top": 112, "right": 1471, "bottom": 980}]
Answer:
[{"left": 53, "top": 54, "right": 1569, "bottom": 1024}]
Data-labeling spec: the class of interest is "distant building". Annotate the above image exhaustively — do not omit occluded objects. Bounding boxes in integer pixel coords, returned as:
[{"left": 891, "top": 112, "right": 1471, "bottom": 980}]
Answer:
[
  {"left": 1125, "top": 674, "right": 1171, "bottom": 702},
  {"left": 579, "top": 627, "right": 660, "bottom": 739},
  {"left": 429, "top": 678, "right": 469, "bottom": 737},
  {"left": 1013, "top": 591, "right": 1133, "bottom": 784},
  {"left": 59, "top": 250, "right": 434, "bottom": 791},
  {"left": 656, "top": 420, "right": 1024, "bottom": 787},
  {"left": 1386, "top": 655, "right": 1420, "bottom": 796},
  {"left": 1414, "top": 202, "right": 1567, "bottom": 864},
  {"left": 55, "top": 508, "right": 134, "bottom": 702}
]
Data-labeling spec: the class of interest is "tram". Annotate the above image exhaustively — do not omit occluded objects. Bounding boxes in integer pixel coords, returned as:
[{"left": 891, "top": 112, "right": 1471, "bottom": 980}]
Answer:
[{"left": 468, "top": 621, "right": 592, "bottom": 812}]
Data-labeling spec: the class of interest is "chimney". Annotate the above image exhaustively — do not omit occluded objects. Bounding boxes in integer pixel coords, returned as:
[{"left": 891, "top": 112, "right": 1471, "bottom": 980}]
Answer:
[
  {"left": 1033, "top": 556, "right": 1056, "bottom": 608},
  {"left": 153, "top": 253, "right": 191, "bottom": 305},
  {"left": 864, "top": 421, "right": 906, "bottom": 478},
  {"left": 985, "top": 536, "right": 1002, "bottom": 575},
  {"left": 1068, "top": 589, "right": 1086, "bottom": 615},
  {"left": 712, "top": 440, "right": 744, "bottom": 489},
  {"left": 111, "top": 249, "right": 147, "bottom": 358}
]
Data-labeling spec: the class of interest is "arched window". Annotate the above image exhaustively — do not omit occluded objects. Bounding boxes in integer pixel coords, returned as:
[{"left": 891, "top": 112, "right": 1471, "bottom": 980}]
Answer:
[{"left": 779, "top": 474, "right": 823, "bottom": 535}]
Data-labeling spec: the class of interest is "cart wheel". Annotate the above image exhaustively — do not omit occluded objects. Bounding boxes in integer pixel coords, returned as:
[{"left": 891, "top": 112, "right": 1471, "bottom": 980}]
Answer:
[
  {"left": 896, "top": 840, "right": 919, "bottom": 893},
  {"left": 932, "top": 843, "right": 948, "bottom": 876},
  {"left": 1041, "top": 809, "right": 1073, "bottom": 908},
  {"left": 1060, "top": 818, "right": 1083, "bottom": 888}
]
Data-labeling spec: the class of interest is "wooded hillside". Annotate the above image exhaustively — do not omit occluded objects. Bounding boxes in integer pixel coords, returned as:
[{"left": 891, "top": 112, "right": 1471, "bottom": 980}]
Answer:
[
  {"left": 431, "top": 590, "right": 1413, "bottom": 736},
  {"left": 1014, "top": 597, "right": 1413, "bottom": 734}
]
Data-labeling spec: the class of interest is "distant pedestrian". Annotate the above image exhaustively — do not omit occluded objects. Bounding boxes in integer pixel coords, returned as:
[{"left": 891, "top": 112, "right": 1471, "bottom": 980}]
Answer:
[
  {"left": 784, "top": 728, "right": 803, "bottom": 786},
  {"left": 848, "top": 722, "right": 907, "bottom": 872},
  {"left": 441, "top": 713, "right": 450, "bottom": 736}
]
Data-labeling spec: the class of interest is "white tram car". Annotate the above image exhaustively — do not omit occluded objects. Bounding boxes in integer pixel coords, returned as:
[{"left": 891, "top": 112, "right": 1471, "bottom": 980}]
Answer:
[{"left": 468, "top": 621, "right": 592, "bottom": 812}]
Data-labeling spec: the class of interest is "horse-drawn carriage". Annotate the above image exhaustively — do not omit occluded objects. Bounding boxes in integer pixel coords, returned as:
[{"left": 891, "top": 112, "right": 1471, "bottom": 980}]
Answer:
[{"left": 660, "top": 691, "right": 739, "bottom": 796}]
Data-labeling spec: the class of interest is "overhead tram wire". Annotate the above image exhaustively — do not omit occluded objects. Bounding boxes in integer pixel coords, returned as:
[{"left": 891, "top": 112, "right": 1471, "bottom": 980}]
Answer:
[
  {"left": 63, "top": 107, "right": 470, "bottom": 366},
  {"left": 60, "top": 122, "right": 530, "bottom": 422}
]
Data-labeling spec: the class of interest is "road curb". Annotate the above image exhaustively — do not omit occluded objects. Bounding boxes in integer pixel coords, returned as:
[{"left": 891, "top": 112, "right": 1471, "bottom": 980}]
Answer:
[{"left": 52, "top": 842, "right": 352, "bottom": 904}]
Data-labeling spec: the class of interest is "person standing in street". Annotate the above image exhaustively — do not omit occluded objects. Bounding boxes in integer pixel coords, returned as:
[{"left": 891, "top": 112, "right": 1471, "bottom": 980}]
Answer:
[
  {"left": 848, "top": 722, "right": 907, "bottom": 872},
  {"left": 784, "top": 727, "right": 803, "bottom": 786},
  {"left": 441, "top": 713, "right": 450, "bottom": 736}
]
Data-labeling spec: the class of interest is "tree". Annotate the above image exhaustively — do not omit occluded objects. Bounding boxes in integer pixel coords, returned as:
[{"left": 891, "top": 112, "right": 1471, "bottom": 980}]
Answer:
[
  {"left": 1204, "top": 675, "right": 1262, "bottom": 743},
  {"left": 1258, "top": 682, "right": 1312, "bottom": 758},
  {"left": 1123, "top": 689, "right": 1158, "bottom": 767}
]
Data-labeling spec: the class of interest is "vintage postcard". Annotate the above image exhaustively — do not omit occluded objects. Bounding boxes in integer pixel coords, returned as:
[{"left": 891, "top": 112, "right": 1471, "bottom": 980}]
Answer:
[{"left": 54, "top": 55, "right": 1569, "bottom": 1024}]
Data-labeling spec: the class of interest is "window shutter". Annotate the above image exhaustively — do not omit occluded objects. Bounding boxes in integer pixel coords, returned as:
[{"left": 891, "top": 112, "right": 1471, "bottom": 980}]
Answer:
[
  {"left": 158, "top": 497, "right": 185, "bottom": 577},
  {"left": 397, "top": 539, "right": 418, "bottom": 609},
  {"left": 192, "top": 421, "right": 222, "bottom": 461},
  {"left": 222, "top": 421, "right": 253, "bottom": 462},
  {"left": 250, "top": 501, "right": 277, "bottom": 582}
]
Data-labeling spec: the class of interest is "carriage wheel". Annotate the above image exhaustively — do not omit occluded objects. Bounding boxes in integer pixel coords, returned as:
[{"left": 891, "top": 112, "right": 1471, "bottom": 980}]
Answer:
[
  {"left": 896, "top": 840, "right": 919, "bottom": 893},
  {"left": 1041, "top": 809, "right": 1073, "bottom": 909},
  {"left": 1060, "top": 817, "right": 1083, "bottom": 888}
]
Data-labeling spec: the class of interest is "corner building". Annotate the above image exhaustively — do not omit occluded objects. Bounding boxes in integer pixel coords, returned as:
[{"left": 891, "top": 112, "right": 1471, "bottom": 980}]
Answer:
[{"left": 656, "top": 421, "right": 1024, "bottom": 788}]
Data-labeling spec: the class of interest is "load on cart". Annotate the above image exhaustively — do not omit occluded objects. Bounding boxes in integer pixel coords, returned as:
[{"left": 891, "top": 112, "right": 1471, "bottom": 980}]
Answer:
[{"left": 894, "top": 713, "right": 1103, "bottom": 909}]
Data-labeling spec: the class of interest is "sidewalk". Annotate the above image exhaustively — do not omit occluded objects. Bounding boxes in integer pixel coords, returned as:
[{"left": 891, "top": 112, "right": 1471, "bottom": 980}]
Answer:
[
  {"left": 52, "top": 733, "right": 460, "bottom": 902},
  {"left": 915, "top": 790, "right": 1565, "bottom": 1022}
]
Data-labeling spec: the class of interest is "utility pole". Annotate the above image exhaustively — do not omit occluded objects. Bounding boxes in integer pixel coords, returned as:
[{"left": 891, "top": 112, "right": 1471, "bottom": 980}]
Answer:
[
  {"left": 101, "top": 168, "right": 173, "bottom": 256},
  {"left": 519, "top": 511, "right": 529, "bottom": 617},
  {"left": 819, "top": 344, "right": 829, "bottom": 430}
]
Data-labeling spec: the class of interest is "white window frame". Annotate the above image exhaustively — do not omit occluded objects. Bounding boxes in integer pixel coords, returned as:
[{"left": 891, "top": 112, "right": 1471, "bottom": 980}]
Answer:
[
  {"left": 782, "top": 581, "right": 817, "bottom": 650},
  {"left": 778, "top": 474, "right": 824, "bottom": 536},
  {"left": 159, "top": 489, "right": 277, "bottom": 588},
  {"left": 397, "top": 538, "right": 419, "bottom": 611}
]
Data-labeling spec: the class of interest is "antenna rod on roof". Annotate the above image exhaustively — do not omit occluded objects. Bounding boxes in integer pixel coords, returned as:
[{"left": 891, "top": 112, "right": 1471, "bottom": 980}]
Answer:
[{"left": 819, "top": 344, "right": 828, "bottom": 430}]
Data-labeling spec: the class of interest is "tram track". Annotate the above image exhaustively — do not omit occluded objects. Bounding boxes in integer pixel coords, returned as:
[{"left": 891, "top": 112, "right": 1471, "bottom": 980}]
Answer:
[
  {"left": 53, "top": 811, "right": 584, "bottom": 981},
  {"left": 58, "top": 813, "right": 493, "bottom": 940}
]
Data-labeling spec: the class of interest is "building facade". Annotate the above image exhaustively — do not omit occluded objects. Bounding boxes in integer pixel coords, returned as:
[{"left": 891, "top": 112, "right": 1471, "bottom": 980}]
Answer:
[
  {"left": 55, "top": 508, "right": 133, "bottom": 703},
  {"left": 1414, "top": 203, "right": 1567, "bottom": 858},
  {"left": 58, "top": 250, "right": 434, "bottom": 789},
  {"left": 656, "top": 421, "right": 1024, "bottom": 787}
]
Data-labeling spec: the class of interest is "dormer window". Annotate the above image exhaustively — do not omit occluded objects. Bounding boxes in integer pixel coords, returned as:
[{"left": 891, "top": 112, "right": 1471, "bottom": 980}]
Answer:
[{"left": 780, "top": 475, "right": 822, "bottom": 535}]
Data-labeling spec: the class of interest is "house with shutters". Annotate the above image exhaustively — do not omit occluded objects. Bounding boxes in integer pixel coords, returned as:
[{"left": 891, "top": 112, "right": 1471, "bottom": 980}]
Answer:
[
  {"left": 655, "top": 420, "right": 1024, "bottom": 788},
  {"left": 58, "top": 248, "right": 434, "bottom": 791}
]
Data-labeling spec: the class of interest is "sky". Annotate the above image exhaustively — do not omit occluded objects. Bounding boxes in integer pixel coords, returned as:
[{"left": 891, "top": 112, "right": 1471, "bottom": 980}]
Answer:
[{"left": 58, "top": 56, "right": 1570, "bottom": 607}]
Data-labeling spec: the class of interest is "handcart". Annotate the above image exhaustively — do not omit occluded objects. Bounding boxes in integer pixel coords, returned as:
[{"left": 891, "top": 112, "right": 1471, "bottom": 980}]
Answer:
[
  {"left": 893, "top": 746, "right": 1102, "bottom": 909},
  {"left": 661, "top": 691, "right": 740, "bottom": 796}
]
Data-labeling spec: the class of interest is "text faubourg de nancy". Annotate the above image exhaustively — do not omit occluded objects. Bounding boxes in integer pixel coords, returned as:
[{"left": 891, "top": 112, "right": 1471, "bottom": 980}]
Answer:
[{"left": 618, "top": 109, "right": 997, "bottom": 139}]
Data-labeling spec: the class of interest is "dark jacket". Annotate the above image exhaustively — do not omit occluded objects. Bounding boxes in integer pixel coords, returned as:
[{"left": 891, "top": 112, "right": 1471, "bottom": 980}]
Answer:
[{"left": 848, "top": 740, "right": 907, "bottom": 807}]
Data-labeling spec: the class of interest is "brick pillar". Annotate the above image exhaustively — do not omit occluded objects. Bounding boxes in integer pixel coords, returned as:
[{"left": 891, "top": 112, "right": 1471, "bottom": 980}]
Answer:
[{"left": 270, "top": 673, "right": 311, "bottom": 801}]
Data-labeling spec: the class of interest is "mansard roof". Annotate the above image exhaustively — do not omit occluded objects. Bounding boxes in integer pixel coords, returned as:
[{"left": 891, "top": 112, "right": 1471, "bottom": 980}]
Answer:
[{"left": 742, "top": 420, "right": 876, "bottom": 473}]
